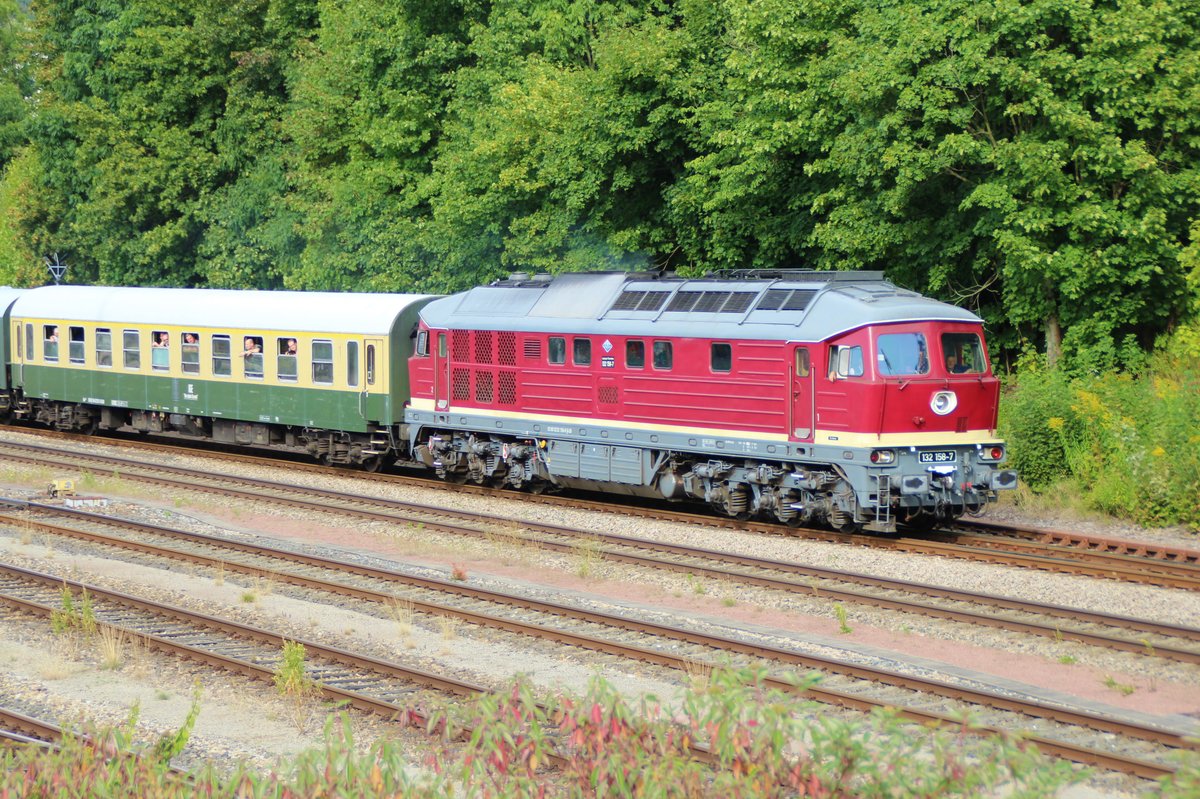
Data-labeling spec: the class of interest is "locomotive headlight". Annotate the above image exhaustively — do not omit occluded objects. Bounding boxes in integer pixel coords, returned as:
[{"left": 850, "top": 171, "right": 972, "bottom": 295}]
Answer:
[
  {"left": 978, "top": 445, "right": 1005, "bottom": 462},
  {"left": 930, "top": 390, "right": 958, "bottom": 416},
  {"left": 869, "top": 449, "right": 895, "bottom": 465}
]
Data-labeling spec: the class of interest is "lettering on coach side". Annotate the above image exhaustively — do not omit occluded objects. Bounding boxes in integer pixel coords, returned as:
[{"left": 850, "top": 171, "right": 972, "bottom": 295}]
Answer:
[
  {"left": 82, "top": 397, "right": 106, "bottom": 405},
  {"left": 183, "top": 382, "right": 198, "bottom": 401}
]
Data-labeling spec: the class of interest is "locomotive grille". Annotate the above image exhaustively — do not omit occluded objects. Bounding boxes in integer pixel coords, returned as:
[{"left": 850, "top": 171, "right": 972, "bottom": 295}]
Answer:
[
  {"left": 452, "top": 368, "right": 470, "bottom": 401},
  {"left": 474, "top": 330, "right": 493, "bottom": 364},
  {"left": 475, "top": 371, "right": 494, "bottom": 403},
  {"left": 499, "top": 371, "right": 517, "bottom": 404},
  {"left": 498, "top": 332, "right": 517, "bottom": 365},
  {"left": 523, "top": 338, "right": 542, "bottom": 360},
  {"left": 598, "top": 386, "right": 619, "bottom": 405},
  {"left": 452, "top": 331, "right": 470, "bottom": 362}
]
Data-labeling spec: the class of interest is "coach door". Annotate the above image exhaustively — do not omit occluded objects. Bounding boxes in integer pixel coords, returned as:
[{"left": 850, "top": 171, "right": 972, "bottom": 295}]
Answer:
[{"left": 789, "top": 345, "right": 814, "bottom": 441}]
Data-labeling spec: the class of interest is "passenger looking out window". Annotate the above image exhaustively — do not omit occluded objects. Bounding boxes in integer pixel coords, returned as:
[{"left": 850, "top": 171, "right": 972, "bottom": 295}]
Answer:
[
  {"left": 277, "top": 337, "right": 298, "bottom": 381},
  {"left": 43, "top": 325, "right": 59, "bottom": 361},
  {"left": 151, "top": 331, "right": 169, "bottom": 370},
  {"left": 242, "top": 335, "right": 264, "bottom": 379},
  {"left": 182, "top": 333, "right": 200, "bottom": 374}
]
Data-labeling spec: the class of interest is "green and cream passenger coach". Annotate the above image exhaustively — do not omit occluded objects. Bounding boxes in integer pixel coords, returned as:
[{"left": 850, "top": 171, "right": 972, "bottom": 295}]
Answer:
[{"left": 8, "top": 286, "right": 436, "bottom": 468}]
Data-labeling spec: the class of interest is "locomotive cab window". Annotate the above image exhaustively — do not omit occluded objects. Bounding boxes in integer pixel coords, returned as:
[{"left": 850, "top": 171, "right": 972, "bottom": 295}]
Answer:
[
  {"left": 312, "top": 340, "right": 334, "bottom": 384},
  {"left": 277, "top": 337, "right": 299, "bottom": 381},
  {"left": 151, "top": 330, "right": 170, "bottom": 371},
  {"left": 182, "top": 333, "right": 200, "bottom": 374},
  {"left": 830, "top": 345, "right": 863, "bottom": 378},
  {"left": 652, "top": 341, "right": 673, "bottom": 370},
  {"left": 626, "top": 340, "right": 645, "bottom": 369},
  {"left": 43, "top": 325, "right": 59, "bottom": 361},
  {"left": 242, "top": 335, "right": 264, "bottom": 379},
  {"left": 212, "top": 335, "right": 232, "bottom": 376},
  {"left": 711, "top": 342, "right": 732, "bottom": 373},
  {"left": 122, "top": 330, "right": 140, "bottom": 369},
  {"left": 876, "top": 332, "right": 929, "bottom": 376},
  {"left": 573, "top": 337, "right": 591, "bottom": 366},
  {"left": 941, "top": 332, "right": 986, "bottom": 374},
  {"left": 548, "top": 337, "right": 565, "bottom": 365},
  {"left": 69, "top": 326, "right": 85, "bottom": 364},
  {"left": 416, "top": 330, "right": 429, "bottom": 357},
  {"left": 96, "top": 329, "right": 112, "bottom": 367},
  {"left": 437, "top": 333, "right": 447, "bottom": 358}
]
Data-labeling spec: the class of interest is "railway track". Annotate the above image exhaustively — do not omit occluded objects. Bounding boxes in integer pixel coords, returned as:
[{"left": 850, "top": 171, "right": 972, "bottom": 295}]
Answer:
[
  {"left": 9, "top": 499, "right": 1200, "bottom": 668},
  {"left": 3, "top": 429, "right": 1198, "bottom": 589},
  {"left": 0, "top": 706, "right": 62, "bottom": 746},
  {"left": 0, "top": 507, "right": 1192, "bottom": 779}
]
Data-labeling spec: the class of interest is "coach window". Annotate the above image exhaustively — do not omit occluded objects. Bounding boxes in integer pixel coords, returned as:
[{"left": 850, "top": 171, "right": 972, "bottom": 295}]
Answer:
[
  {"left": 548, "top": 336, "right": 565, "bottom": 365},
  {"left": 416, "top": 330, "right": 429, "bottom": 357},
  {"left": 573, "top": 337, "right": 591, "bottom": 366},
  {"left": 277, "top": 337, "right": 298, "bottom": 382},
  {"left": 242, "top": 335, "right": 264, "bottom": 379},
  {"left": 212, "top": 334, "right": 232, "bottom": 377},
  {"left": 711, "top": 342, "right": 732, "bottom": 373},
  {"left": 151, "top": 330, "right": 170, "bottom": 371},
  {"left": 795, "top": 347, "right": 810, "bottom": 377},
  {"left": 122, "top": 330, "right": 140, "bottom": 369},
  {"left": 626, "top": 340, "right": 645, "bottom": 369},
  {"left": 69, "top": 326, "right": 85, "bottom": 364},
  {"left": 43, "top": 325, "right": 59, "bottom": 361},
  {"left": 347, "top": 341, "right": 359, "bottom": 386},
  {"left": 95, "top": 329, "right": 112, "bottom": 367},
  {"left": 182, "top": 333, "right": 200, "bottom": 374},
  {"left": 312, "top": 340, "right": 334, "bottom": 385},
  {"left": 652, "top": 341, "right": 673, "bottom": 370},
  {"left": 366, "top": 343, "right": 376, "bottom": 385}
]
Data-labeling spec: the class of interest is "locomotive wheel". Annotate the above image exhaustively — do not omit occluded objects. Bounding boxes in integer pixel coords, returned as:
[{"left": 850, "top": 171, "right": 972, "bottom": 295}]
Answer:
[{"left": 361, "top": 456, "right": 383, "bottom": 473}]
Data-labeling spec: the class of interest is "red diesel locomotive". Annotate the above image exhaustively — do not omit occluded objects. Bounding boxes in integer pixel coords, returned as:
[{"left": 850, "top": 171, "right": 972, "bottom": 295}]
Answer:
[{"left": 404, "top": 270, "right": 1016, "bottom": 533}]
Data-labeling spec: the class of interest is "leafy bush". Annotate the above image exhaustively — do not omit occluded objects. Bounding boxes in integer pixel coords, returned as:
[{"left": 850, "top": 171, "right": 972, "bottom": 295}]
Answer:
[
  {"left": 1001, "top": 350, "right": 1200, "bottom": 528},
  {"left": 0, "top": 670, "right": 1089, "bottom": 798}
]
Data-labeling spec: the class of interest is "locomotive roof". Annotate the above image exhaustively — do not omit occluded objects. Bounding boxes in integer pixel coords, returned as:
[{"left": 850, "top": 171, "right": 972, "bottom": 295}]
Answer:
[
  {"left": 12, "top": 285, "right": 438, "bottom": 336},
  {"left": 419, "top": 271, "right": 982, "bottom": 340}
]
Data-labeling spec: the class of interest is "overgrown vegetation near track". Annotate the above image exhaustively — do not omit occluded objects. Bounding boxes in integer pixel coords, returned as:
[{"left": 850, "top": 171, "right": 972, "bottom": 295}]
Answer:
[
  {"left": 1001, "top": 339, "right": 1200, "bottom": 529},
  {"left": 1, "top": 669, "right": 1139, "bottom": 798}
]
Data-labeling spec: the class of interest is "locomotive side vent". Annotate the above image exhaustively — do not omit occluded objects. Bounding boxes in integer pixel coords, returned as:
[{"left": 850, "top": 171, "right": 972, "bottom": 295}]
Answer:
[
  {"left": 523, "top": 338, "right": 542, "bottom": 360},
  {"left": 475, "top": 371, "right": 494, "bottom": 403},
  {"left": 612, "top": 290, "right": 647, "bottom": 310},
  {"left": 637, "top": 292, "right": 669, "bottom": 310},
  {"left": 598, "top": 386, "right": 619, "bottom": 405},
  {"left": 498, "top": 331, "right": 517, "bottom": 365},
  {"left": 452, "top": 368, "right": 471, "bottom": 401},
  {"left": 499, "top": 371, "right": 517, "bottom": 404},
  {"left": 452, "top": 331, "right": 470, "bottom": 362},
  {"left": 474, "top": 330, "right": 493, "bottom": 364},
  {"left": 666, "top": 291, "right": 703, "bottom": 312},
  {"left": 721, "top": 293, "right": 756, "bottom": 313}
]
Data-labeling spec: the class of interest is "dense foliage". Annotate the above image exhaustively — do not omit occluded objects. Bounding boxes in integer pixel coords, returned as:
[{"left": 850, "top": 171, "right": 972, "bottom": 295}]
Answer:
[
  {"left": 0, "top": 0, "right": 1195, "bottom": 371},
  {"left": 0, "top": 670, "right": 1104, "bottom": 797}
]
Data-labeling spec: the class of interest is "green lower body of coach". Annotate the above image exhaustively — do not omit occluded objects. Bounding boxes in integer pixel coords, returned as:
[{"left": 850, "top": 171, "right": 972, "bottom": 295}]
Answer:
[{"left": 13, "top": 366, "right": 399, "bottom": 465}]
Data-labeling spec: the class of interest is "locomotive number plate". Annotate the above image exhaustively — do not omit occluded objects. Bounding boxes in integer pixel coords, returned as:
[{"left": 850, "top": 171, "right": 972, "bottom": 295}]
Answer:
[{"left": 918, "top": 450, "right": 956, "bottom": 464}]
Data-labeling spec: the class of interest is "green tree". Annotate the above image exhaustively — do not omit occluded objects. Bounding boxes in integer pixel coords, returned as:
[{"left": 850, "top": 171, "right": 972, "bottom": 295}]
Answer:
[{"left": 675, "top": 0, "right": 1200, "bottom": 371}]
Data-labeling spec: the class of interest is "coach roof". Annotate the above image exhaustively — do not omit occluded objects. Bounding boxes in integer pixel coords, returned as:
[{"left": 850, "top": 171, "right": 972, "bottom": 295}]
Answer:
[
  {"left": 13, "top": 286, "right": 438, "bottom": 336},
  {"left": 419, "top": 271, "right": 981, "bottom": 340}
]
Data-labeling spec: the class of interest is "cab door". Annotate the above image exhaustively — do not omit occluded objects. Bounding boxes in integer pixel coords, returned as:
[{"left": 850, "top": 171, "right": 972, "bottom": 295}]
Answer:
[
  {"left": 789, "top": 345, "right": 813, "bottom": 441},
  {"left": 432, "top": 331, "right": 450, "bottom": 410}
]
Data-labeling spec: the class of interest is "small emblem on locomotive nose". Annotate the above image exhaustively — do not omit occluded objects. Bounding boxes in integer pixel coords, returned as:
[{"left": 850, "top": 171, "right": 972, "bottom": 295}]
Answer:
[
  {"left": 602, "top": 339, "right": 613, "bottom": 353},
  {"left": 930, "top": 390, "right": 958, "bottom": 416}
]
